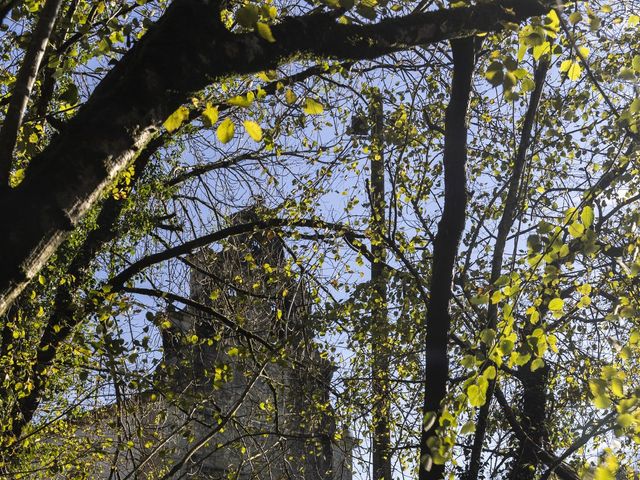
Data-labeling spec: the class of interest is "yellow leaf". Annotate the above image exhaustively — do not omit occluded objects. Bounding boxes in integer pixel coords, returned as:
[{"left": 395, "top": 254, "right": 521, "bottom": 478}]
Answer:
[
  {"left": 593, "top": 394, "right": 611, "bottom": 409},
  {"left": 164, "top": 105, "right": 190, "bottom": 132},
  {"left": 202, "top": 103, "right": 219, "bottom": 126},
  {"left": 257, "top": 70, "right": 276, "bottom": 81},
  {"left": 228, "top": 94, "right": 253, "bottom": 107},
  {"left": 577, "top": 46, "right": 590, "bottom": 58},
  {"left": 611, "top": 378, "right": 624, "bottom": 397},
  {"left": 303, "top": 98, "right": 324, "bottom": 115},
  {"left": 243, "top": 120, "right": 263, "bottom": 142},
  {"left": 548, "top": 298, "right": 564, "bottom": 312},
  {"left": 531, "top": 358, "right": 545, "bottom": 372},
  {"left": 285, "top": 89, "right": 297, "bottom": 105},
  {"left": 491, "top": 290, "right": 504, "bottom": 304},
  {"left": 256, "top": 22, "right": 276, "bottom": 43},
  {"left": 546, "top": 9, "right": 560, "bottom": 31},
  {"left": 532, "top": 42, "right": 551, "bottom": 61},
  {"left": 216, "top": 117, "right": 235, "bottom": 144},
  {"left": 617, "top": 413, "right": 635, "bottom": 428},
  {"left": 563, "top": 60, "right": 582, "bottom": 81},
  {"left": 581, "top": 206, "right": 594, "bottom": 228}
]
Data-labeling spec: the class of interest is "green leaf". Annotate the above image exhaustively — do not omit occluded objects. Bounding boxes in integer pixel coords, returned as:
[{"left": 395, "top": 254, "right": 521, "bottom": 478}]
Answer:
[
  {"left": 461, "top": 355, "right": 476, "bottom": 369},
  {"left": 460, "top": 421, "right": 476, "bottom": 435},
  {"left": 236, "top": 5, "right": 259, "bottom": 28},
  {"left": 569, "top": 11, "right": 582, "bottom": 24},
  {"left": 164, "top": 106, "right": 190, "bottom": 132},
  {"left": 467, "top": 384, "right": 486, "bottom": 407},
  {"left": 498, "top": 338, "right": 515, "bottom": 355},
  {"left": 581, "top": 206, "right": 594, "bottom": 228},
  {"left": 469, "top": 294, "right": 489, "bottom": 305},
  {"left": 619, "top": 67, "right": 635, "bottom": 80},
  {"left": 216, "top": 117, "right": 235, "bottom": 144},
  {"left": 256, "top": 22, "right": 276, "bottom": 43},
  {"left": 59, "top": 83, "right": 79, "bottom": 105},
  {"left": 303, "top": 98, "right": 324, "bottom": 115},
  {"left": 502, "top": 71, "right": 517, "bottom": 91},
  {"left": 568, "top": 221, "right": 585, "bottom": 238},
  {"left": 243, "top": 120, "right": 263, "bottom": 141},
  {"left": 480, "top": 329, "right": 496, "bottom": 345}
]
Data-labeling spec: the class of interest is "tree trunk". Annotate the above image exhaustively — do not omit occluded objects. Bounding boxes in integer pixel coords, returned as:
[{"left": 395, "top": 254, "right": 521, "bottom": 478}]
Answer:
[
  {"left": 368, "top": 89, "right": 392, "bottom": 480},
  {"left": 419, "top": 37, "right": 476, "bottom": 480}
]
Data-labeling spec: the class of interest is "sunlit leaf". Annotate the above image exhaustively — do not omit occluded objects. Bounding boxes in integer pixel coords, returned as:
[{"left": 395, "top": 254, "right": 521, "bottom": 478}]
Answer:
[
  {"left": 164, "top": 106, "right": 190, "bottom": 132},
  {"left": 216, "top": 117, "right": 235, "bottom": 143},
  {"left": 243, "top": 120, "right": 263, "bottom": 141}
]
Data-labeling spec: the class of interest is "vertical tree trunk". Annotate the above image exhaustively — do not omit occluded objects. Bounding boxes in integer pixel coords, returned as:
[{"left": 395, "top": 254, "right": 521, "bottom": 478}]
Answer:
[
  {"left": 369, "top": 89, "right": 392, "bottom": 480},
  {"left": 507, "top": 360, "right": 549, "bottom": 480},
  {"left": 419, "top": 37, "right": 476, "bottom": 480}
]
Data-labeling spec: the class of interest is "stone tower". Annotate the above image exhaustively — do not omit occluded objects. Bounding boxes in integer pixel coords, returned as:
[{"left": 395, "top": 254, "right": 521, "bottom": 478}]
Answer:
[{"left": 152, "top": 205, "right": 353, "bottom": 479}]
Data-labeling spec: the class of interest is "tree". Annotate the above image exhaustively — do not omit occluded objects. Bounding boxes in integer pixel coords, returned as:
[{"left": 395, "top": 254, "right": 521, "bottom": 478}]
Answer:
[{"left": 2, "top": 0, "right": 640, "bottom": 479}]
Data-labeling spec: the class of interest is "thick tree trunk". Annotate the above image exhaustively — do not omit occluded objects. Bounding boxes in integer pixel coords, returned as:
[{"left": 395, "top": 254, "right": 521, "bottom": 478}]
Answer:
[
  {"left": 0, "top": 0, "right": 552, "bottom": 317},
  {"left": 508, "top": 365, "right": 550, "bottom": 480},
  {"left": 418, "top": 37, "right": 476, "bottom": 480}
]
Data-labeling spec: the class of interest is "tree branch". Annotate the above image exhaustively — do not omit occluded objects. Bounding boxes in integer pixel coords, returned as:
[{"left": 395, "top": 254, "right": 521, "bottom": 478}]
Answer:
[
  {"left": 0, "top": 0, "right": 552, "bottom": 316},
  {"left": 0, "top": 0, "right": 64, "bottom": 186},
  {"left": 494, "top": 386, "right": 580, "bottom": 480}
]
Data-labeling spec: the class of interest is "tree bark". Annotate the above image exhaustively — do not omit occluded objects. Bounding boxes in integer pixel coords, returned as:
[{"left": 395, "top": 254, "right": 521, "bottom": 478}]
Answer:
[
  {"left": 508, "top": 364, "right": 550, "bottom": 480},
  {"left": 368, "top": 89, "right": 392, "bottom": 480},
  {"left": 419, "top": 37, "right": 476, "bottom": 480},
  {"left": 0, "top": 0, "right": 553, "bottom": 317},
  {"left": 0, "top": 0, "right": 64, "bottom": 186},
  {"left": 494, "top": 386, "right": 580, "bottom": 480}
]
